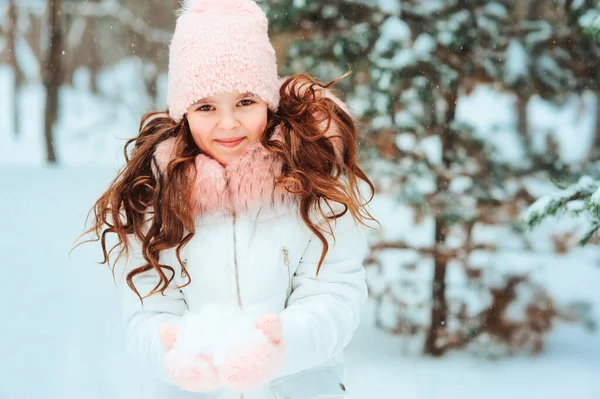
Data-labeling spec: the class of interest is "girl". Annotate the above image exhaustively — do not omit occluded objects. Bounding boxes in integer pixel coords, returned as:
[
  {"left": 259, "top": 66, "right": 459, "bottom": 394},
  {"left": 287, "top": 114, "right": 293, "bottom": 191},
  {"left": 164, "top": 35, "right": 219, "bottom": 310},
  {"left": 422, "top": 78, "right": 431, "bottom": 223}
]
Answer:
[{"left": 82, "top": 0, "right": 376, "bottom": 398}]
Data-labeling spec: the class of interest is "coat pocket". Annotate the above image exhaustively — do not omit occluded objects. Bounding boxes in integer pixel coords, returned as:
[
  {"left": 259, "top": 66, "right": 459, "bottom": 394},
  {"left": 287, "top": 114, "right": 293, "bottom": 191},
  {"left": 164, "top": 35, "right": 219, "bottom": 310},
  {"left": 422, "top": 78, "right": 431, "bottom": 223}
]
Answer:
[{"left": 270, "top": 367, "right": 347, "bottom": 399}]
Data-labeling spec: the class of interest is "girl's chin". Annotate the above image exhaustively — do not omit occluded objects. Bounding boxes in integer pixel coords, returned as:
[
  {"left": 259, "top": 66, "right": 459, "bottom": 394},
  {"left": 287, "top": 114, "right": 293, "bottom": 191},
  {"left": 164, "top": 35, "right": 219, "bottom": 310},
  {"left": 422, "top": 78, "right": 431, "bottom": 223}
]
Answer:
[{"left": 212, "top": 148, "right": 247, "bottom": 166}]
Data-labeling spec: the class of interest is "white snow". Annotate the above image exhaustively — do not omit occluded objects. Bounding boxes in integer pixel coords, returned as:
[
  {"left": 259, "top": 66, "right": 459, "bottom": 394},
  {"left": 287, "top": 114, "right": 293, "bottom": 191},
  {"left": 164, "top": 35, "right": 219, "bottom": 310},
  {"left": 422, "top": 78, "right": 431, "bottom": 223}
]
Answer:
[
  {"left": 375, "top": 48, "right": 417, "bottom": 69},
  {"left": 566, "top": 199, "right": 586, "bottom": 212},
  {"left": 455, "top": 85, "right": 597, "bottom": 165},
  {"left": 374, "top": 17, "right": 411, "bottom": 55},
  {"left": 395, "top": 133, "right": 417, "bottom": 152},
  {"left": 482, "top": 3, "right": 508, "bottom": 18},
  {"left": 523, "top": 195, "right": 555, "bottom": 222},
  {"left": 377, "top": 0, "right": 400, "bottom": 15},
  {"left": 504, "top": 40, "right": 529, "bottom": 85},
  {"left": 449, "top": 176, "right": 474, "bottom": 194},
  {"left": 591, "top": 186, "right": 600, "bottom": 205},
  {"left": 418, "top": 135, "right": 442, "bottom": 165},
  {"left": 292, "top": 0, "right": 306, "bottom": 9},
  {"left": 579, "top": 9, "right": 600, "bottom": 29},
  {"left": 413, "top": 33, "right": 436, "bottom": 56}
]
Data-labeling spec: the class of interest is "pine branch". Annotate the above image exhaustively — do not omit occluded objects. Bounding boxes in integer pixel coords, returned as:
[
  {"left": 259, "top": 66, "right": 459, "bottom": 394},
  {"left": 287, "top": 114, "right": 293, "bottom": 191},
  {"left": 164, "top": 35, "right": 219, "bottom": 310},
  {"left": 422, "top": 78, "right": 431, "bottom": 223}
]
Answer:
[
  {"left": 580, "top": 223, "right": 600, "bottom": 246},
  {"left": 521, "top": 176, "right": 600, "bottom": 247}
]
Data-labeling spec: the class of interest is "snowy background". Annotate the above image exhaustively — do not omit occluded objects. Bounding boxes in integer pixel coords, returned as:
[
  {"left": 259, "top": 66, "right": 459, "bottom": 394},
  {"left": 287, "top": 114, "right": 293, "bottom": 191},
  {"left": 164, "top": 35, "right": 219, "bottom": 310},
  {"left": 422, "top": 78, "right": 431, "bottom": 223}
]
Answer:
[{"left": 2, "top": 1, "right": 600, "bottom": 398}]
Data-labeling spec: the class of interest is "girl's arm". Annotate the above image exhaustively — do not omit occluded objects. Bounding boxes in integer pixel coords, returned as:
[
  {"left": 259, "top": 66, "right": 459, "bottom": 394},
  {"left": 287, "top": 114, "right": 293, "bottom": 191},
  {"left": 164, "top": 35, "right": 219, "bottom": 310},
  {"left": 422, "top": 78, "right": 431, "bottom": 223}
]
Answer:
[
  {"left": 116, "top": 235, "right": 188, "bottom": 384},
  {"left": 275, "top": 209, "right": 369, "bottom": 378}
]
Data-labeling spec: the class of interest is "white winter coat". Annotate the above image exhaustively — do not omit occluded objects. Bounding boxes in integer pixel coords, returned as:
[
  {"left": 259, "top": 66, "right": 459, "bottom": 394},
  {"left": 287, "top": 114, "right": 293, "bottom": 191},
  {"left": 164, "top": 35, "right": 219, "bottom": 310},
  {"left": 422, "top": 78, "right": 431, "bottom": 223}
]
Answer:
[{"left": 116, "top": 116, "right": 369, "bottom": 399}]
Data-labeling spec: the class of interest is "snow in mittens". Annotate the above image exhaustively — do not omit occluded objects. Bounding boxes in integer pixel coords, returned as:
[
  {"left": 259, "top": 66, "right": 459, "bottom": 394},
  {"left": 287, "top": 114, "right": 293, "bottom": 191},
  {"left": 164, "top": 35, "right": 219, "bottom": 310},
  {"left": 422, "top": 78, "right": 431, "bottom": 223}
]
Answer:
[{"left": 171, "top": 303, "right": 268, "bottom": 366}]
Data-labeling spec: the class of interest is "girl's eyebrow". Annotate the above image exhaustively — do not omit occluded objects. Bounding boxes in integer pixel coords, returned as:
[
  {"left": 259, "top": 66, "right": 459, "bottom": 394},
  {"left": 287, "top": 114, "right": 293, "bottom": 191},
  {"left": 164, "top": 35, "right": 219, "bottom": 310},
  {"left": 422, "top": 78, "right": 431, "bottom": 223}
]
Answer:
[{"left": 194, "top": 92, "right": 255, "bottom": 105}]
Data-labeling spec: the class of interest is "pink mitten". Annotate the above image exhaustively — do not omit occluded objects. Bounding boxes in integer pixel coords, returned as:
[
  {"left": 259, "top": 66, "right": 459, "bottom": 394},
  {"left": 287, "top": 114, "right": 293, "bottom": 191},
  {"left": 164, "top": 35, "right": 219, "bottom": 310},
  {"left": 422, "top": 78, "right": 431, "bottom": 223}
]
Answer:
[
  {"left": 218, "top": 313, "right": 286, "bottom": 391},
  {"left": 159, "top": 321, "right": 222, "bottom": 392}
]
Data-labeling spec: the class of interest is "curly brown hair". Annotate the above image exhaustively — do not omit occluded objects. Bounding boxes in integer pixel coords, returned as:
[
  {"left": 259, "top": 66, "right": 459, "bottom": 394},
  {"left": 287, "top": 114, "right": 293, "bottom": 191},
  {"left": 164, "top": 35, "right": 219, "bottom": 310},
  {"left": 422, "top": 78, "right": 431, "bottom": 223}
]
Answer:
[{"left": 75, "top": 72, "right": 377, "bottom": 302}]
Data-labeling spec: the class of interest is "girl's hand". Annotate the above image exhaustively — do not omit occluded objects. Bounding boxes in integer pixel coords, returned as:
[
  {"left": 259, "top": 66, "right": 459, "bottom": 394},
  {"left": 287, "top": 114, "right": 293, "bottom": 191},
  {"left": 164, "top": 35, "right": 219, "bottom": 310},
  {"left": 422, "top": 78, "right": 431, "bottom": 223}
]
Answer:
[
  {"left": 159, "top": 321, "right": 223, "bottom": 392},
  {"left": 218, "top": 313, "right": 286, "bottom": 391}
]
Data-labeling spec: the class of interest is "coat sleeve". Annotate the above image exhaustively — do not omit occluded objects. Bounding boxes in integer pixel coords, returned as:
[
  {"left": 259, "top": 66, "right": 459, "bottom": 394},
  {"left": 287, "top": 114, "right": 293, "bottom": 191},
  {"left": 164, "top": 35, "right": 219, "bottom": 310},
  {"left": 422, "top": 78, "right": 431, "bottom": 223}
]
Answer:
[
  {"left": 115, "top": 234, "right": 188, "bottom": 384},
  {"left": 275, "top": 210, "right": 369, "bottom": 378}
]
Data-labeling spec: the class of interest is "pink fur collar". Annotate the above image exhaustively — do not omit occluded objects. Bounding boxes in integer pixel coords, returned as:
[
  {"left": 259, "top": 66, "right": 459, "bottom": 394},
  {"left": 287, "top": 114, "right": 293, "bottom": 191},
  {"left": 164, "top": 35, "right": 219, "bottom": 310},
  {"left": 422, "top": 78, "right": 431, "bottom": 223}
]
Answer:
[{"left": 153, "top": 129, "right": 295, "bottom": 216}]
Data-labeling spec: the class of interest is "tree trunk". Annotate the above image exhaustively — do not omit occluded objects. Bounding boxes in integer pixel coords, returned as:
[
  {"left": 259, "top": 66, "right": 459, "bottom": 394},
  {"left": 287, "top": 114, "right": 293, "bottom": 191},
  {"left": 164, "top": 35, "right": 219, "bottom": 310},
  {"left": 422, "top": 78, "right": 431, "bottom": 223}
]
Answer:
[
  {"left": 7, "top": 0, "right": 23, "bottom": 137},
  {"left": 89, "top": 27, "right": 101, "bottom": 94},
  {"left": 423, "top": 217, "right": 449, "bottom": 356},
  {"left": 514, "top": 0, "right": 528, "bottom": 21},
  {"left": 43, "top": 0, "right": 63, "bottom": 164},
  {"left": 516, "top": 93, "right": 532, "bottom": 154},
  {"left": 143, "top": 61, "right": 158, "bottom": 110},
  {"left": 593, "top": 91, "right": 600, "bottom": 159},
  {"left": 423, "top": 82, "right": 458, "bottom": 356}
]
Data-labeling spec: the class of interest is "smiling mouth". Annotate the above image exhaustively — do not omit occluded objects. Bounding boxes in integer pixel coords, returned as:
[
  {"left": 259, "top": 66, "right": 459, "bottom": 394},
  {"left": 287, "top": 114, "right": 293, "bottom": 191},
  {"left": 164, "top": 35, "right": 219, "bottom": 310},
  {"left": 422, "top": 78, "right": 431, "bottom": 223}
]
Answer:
[{"left": 215, "top": 137, "right": 245, "bottom": 148}]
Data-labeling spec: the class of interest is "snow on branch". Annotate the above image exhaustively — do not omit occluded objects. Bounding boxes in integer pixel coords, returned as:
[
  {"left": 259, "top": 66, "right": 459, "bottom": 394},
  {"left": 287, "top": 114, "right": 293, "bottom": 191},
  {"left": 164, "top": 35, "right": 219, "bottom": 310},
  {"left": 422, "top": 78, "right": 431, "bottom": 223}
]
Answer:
[{"left": 521, "top": 176, "right": 600, "bottom": 245}]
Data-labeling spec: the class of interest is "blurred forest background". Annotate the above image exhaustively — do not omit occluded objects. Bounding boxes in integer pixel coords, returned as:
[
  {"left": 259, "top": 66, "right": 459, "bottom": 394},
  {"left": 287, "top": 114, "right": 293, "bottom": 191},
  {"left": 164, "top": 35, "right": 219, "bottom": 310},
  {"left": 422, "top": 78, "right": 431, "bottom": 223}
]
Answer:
[{"left": 1, "top": 0, "right": 600, "bottom": 398}]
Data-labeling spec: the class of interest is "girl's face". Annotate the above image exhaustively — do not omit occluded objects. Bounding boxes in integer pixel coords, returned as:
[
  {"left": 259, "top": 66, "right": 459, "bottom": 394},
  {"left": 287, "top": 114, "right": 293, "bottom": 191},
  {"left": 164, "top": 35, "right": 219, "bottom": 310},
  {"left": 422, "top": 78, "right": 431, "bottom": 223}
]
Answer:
[{"left": 186, "top": 92, "right": 268, "bottom": 166}]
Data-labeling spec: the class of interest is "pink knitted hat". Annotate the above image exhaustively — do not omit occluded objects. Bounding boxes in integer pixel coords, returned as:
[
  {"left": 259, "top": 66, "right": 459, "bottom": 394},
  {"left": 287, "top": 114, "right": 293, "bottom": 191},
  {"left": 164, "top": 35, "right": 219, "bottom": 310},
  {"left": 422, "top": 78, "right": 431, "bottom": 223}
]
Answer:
[{"left": 167, "top": 0, "right": 280, "bottom": 123}]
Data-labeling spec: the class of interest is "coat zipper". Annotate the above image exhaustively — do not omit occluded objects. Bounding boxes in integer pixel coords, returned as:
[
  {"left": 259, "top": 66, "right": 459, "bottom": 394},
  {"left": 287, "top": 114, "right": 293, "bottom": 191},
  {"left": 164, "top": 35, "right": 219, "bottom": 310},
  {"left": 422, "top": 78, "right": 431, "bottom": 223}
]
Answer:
[
  {"left": 282, "top": 246, "right": 290, "bottom": 269},
  {"left": 232, "top": 211, "right": 243, "bottom": 310},
  {"left": 232, "top": 212, "right": 244, "bottom": 399},
  {"left": 282, "top": 246, "right": 292, "bottom": 308}
]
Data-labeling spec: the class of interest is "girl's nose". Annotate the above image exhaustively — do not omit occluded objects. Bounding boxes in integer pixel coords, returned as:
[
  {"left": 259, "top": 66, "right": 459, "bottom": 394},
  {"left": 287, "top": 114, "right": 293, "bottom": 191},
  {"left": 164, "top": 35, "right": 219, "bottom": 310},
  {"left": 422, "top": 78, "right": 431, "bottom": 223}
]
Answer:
[{"left": 217, "top": 110, "right": 240, "bottom": 130}]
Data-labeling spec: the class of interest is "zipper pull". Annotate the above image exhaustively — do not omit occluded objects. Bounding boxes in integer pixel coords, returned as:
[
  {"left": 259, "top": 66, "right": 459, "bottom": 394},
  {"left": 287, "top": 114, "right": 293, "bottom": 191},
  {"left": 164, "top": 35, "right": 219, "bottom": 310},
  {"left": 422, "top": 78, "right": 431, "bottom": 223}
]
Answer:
[
  {"left": 181, "top": 259, "right": 188, "bottom": 278},
  {"left": 282, "top": 246, "right": 290, "bottom": 266}
]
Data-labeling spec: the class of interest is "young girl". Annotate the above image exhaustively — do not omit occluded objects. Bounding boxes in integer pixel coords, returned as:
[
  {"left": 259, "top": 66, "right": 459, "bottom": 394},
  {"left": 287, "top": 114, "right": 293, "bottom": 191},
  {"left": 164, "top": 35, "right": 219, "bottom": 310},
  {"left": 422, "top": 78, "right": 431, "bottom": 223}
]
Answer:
[{"left": 82, "top": 0, "right": 376, "bottom": 398}]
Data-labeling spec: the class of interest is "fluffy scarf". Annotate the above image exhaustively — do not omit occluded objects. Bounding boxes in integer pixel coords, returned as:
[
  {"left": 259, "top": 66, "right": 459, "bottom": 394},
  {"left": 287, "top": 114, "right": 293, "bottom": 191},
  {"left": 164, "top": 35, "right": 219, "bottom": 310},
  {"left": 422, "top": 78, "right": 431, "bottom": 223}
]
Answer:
[{"left": 153, "top": 127, "right": 296, "bottom": 216}]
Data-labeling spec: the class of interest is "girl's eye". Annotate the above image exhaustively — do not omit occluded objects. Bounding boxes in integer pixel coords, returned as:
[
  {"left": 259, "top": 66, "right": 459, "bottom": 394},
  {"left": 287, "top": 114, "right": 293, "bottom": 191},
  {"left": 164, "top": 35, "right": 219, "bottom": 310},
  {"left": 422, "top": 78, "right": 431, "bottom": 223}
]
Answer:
[
  {"left": 197, "top": 105, "right": 213, "bottom": 112},
  {"left": 239, "top": 99, "right": 255, "bottom": 106}
]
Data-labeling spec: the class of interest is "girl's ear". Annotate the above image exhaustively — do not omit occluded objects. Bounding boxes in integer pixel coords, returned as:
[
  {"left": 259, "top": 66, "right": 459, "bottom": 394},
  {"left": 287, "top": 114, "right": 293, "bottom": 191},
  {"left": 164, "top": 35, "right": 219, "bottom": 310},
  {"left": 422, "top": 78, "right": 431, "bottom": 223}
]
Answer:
[
  {"left": 159, "top": 321, "right": 179, "bottom": 351},
  {"left": 154, "top": 137, "right": 178, "bottom": 175}
]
